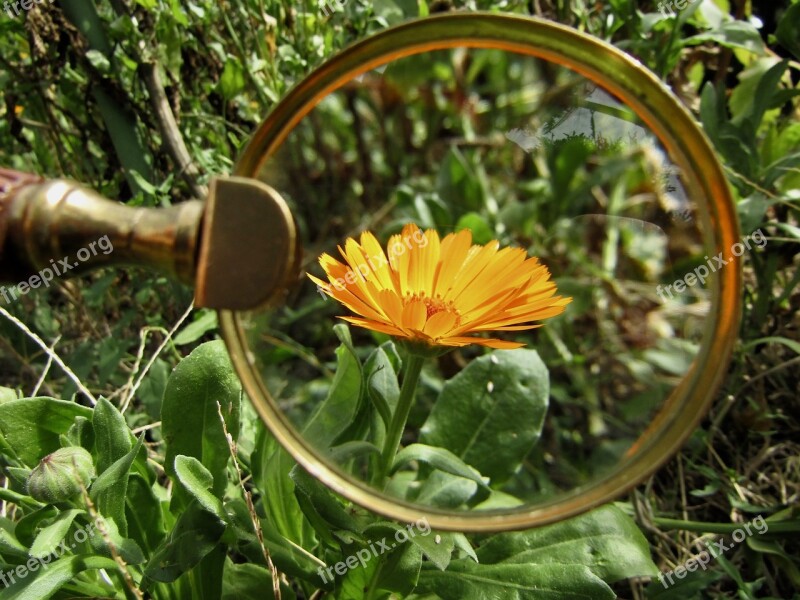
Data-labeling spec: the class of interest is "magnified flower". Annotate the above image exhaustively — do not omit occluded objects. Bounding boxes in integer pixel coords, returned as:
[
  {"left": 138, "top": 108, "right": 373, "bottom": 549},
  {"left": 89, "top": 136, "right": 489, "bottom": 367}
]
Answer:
[{"left": 308, "top": 223, "right": 571, "bottom": 350}]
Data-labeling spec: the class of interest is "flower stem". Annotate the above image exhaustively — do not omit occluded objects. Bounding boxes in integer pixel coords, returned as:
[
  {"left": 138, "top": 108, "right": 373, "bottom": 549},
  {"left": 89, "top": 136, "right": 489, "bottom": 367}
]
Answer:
[{"left": 379, "top": 353, "right": 425, "bottom": 488}]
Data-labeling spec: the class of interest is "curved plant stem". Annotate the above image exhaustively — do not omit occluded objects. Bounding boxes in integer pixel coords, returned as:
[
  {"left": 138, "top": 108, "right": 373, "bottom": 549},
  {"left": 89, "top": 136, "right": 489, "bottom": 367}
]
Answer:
[{"left": 379, "top": 354, "right": 425, "bottom": 488}]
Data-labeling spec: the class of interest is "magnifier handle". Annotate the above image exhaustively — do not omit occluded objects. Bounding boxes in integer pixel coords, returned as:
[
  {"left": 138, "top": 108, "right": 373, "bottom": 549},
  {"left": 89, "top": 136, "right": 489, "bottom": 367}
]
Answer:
[{"left": 0, "top": 167, "right": 203, "bottom": 287}]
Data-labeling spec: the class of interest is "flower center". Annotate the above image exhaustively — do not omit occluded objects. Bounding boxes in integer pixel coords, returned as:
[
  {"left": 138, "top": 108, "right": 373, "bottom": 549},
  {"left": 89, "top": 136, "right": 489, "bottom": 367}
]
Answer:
[{"left": 406, "top": 292, "right": 461, "bottom": 324}]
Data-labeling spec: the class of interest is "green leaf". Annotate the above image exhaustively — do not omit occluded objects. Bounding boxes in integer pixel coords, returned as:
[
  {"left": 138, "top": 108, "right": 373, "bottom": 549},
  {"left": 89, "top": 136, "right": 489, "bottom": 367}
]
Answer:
[
  {"left": 334, "top": 555, "right": 381, "bottom": 599},
  {"left": 374, "top": 541, "right": 423, "bottom": 596},
  {"left": 89, "top": 434, "right": 144, "bottom": 537},
  {"left": 699, "top": 82, "right": 721, "bottom": 146},
  {"left": 0, "top": 399, "right": 93, "bottom": 466},
  {"left": 742, "top": 336, "right": 800, "bottom": 356},
  {"left": 365, "top": 346, "right": 401, "bottom": 433},
  {"left": 92, "top": 397, "right": 132, "bottom": 474},
  {"left": 28, "top": 509, "right": 84, "bottom": 559},
  {"left": 737, "top": 193, "right": 773, "bottom": 233},
  {"left": 776, "top": 2, "right": 800, "bottom": 61},
  {"left": 364, "top": 521, "right": 451, "bottom": 571},
  {"left": 302, "top": 325, "right": 362, "bottom": 450},
  {"left": 393, "top": 444, "right": 490, "bottom": 491},
  {"left": 646, "top": 568, "right": 723, "bottom": 598},
  {"left": 162, "top": 340, "right": 241, "bottom": 500},
  {"left": 173, "top": 310, "right": 218, "bottom": 346},
  {"left": 327, "top": 441, "right": 381, "bottom": 464},
  {"left": 173, "top": 455, "right": 225, "bottom": 517},
  {"left": 88, "top": 514, "right": 146, "bottom": 565},
  {"left": 476, "top": 504, "right": 658, "bottom": 583},
  {"left": 142, "top": 500, "right": 226, "bottom": 585},
  {"left": 125, "top": 473, "right": 167, "bottom": 555},
  {"left": 219, "top": 58, "right": 246, "bottom": 100},
  {"left": 420, "top": 349, "right": 549, "bottom": 484},
  {"left": 84, "top": 49, "right": 111, "bottom": 73},
  {"left": 221, "top": 498, "right": 322, "bottom": 584},
  {"left": 222, "top": 560, "right": 295, "bottom": 600},
  {"left": 0, "top": 555, "right": 119, "bottom": 600},
  {"left": 290, "top": 465, "right": 361, "bottom": 535},
  {"left": 412, "top": 470, "right": 479, "bottom": 509},
  {"left": 455, "top": 212, "right": 494, "bottom": 245},
  {"left": 0, "top": 387, "right": 18, "bottom": 404},
  {"left": 417, "top": 561, "right": 615, "bottom": 600},
  {"left": 251, "top": 428, "right": 312, "bottom": 548},
  {"left": 684, "top": 21, "right": 766, "bottom": 55}
]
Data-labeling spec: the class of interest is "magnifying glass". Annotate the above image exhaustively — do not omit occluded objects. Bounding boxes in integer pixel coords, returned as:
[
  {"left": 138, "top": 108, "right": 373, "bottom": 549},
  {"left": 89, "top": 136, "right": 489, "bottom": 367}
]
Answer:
[{"left": 0, "top": 13, "right": 740, "bottom": 533}]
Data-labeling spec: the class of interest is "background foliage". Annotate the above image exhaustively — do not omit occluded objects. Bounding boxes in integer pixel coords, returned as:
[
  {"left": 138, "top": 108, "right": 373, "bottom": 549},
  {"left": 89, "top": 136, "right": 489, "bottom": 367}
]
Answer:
[{"left": 0, "top": 0, "right": 798, "bottom": 598}]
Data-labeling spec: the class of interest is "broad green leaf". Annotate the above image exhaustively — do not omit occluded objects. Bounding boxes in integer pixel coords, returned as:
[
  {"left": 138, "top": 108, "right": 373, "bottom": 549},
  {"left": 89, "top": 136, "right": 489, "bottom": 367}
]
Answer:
[
  {"left": 417, "top": 561, "right": 614, "bottom": 600},
  {"left": 61, "top": 416, "right": 94, "bottom": 451},
  {"left": 219, "top": 58, "right": 246, "bottom": 100},
  {"left": 290, "top": 465, "right": 361, "bottom": 534},
  {"left": 456, "top": 212, "right": 493, "bottom": 245},
  {"left": 88, "top": 514, "right": 146, "bottom": 565},
  {"left": 729, "top": 57, "right": 782, "bottom": 127},
  {"left": 0, "top": 555, "right": 119, "bottom": 600},
  {"left": 776, "top": 2, "right": 800, "bottom": 61},
  {"left": 0, "top": 387, "right": 18, "bottom": 404},
  {"left": 364, "top": 345, "right": 401, "bottom": 432},
  {"left": 173, "top": 310, "right": 218, "bottom": 346},
  {"left": 173, "top": 455, "right": 225, "bottom": 517},
  {"left": 420, "top": 349, "right": 549, "bottom": 484},
  {"left": 190, "top": 545, "right": 225, "bottom": 600},
  {"left": 684, "top": 21, "right": 766, "bottom": 56},
  {"left": 364, "top": 521, "right": 452, "bottom": 571},
  {"left": 302, "top": 325, "right": 362, "bottom": 449},
  {"left": 28, "top": 509, "right": 84, "bottom": 559},
  {"left": 222, "top": 560, "right": 296, "bottom": 600},
  {"left": 0, "top": 399, "right": 92, "bottom": 466},
  {"left": 251, "top": 428, "right": 313, "bottom": 548},
  {"left": 327, "top": 441, "right": 381, "bottom": 463},
  {"left": 374, "top": 541, "right": 423, "bottom": 597},
  {"left": 89, "top": 434, "right": 144, "bottom": 537},
  {"left": 737, "top": 193, "right": 773, "bottom": 233},
  {"left": 413, "top": 470, "right": 478, "bottom": 509},
  {"left": 334, "top": 554, "right": 381, "bottom": 599},
  {"left": 125, "top": 473, "right": 167, "bottom": 555},
  {"left": 392, "top": 444, "right": 490, "bottom": 491},
  {"left": 142, "top": 500, "right": 226, "bottom": 585},
  {"left": 162, "top": 340, "right": 241, "bottom": 499},
  {"left": 92, "top": 397, "right": 132, "bottom": 474},
  {"left": 12, "top": 506, "right": 58, "bottom": 548},
  {"left": 477, "top": 504, "right": 658, "bottom": 583},
  {"left": 646, "top": 568, "right": 723, "bottom": 598}
]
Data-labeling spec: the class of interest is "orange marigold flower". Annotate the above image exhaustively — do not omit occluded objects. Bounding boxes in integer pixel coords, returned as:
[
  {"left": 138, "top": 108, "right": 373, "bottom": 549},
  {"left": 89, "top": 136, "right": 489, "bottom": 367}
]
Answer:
[{"left": 308, "top": 223, "right": 571, "bottom": 350}]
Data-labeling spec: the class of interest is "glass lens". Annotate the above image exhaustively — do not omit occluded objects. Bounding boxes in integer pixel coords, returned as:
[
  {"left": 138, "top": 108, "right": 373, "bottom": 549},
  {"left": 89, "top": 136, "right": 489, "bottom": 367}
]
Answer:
[{"left": 236, "top": 48, "right": 710, "bottom": 513}]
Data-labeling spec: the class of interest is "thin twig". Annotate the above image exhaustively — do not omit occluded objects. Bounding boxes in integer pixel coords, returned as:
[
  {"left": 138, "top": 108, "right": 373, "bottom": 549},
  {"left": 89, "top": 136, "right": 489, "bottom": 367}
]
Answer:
[
  {"left": 216, "top": 400, "right": 282, "bottom": 599},
  {"left": 121, "top": 301, "right": 194, "bottom": 413},
  {"left": 31, "top": 335, "right": 61, "bottom": 397},
  {"left": 81, "top": 488, "right": 143, "bottom": 599},
  {"left": 139, "top": 62, "right": 207, "bottom": 199},
  {"left": 0, "top": 306, "right": 97, "bottom": 405},
  {"left": 115, "top": 326, "right": 172, "bottom": 404}
]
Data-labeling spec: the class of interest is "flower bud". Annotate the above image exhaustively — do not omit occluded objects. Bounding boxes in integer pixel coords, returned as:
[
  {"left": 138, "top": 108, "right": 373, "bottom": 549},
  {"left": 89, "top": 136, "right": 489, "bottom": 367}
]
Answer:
[{"left": 27, "top": 447, "right": 96, "bottom": 503}]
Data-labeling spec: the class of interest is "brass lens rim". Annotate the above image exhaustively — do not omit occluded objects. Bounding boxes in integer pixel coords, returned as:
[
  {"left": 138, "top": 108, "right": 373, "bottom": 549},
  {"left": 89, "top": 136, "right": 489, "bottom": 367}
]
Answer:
[{"left": 220, "top": 12, "right": 741, "bottom": 532}]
